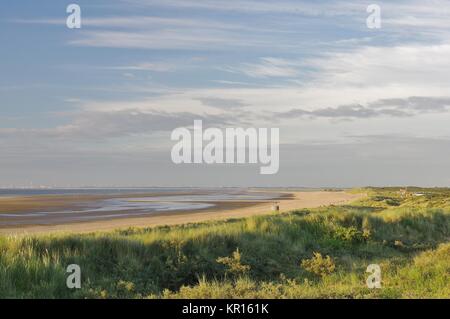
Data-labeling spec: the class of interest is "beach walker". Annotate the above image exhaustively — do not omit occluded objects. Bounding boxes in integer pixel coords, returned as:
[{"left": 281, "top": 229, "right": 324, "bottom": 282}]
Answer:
[{"left": 271, "top": 202, "right": 280, "bottom": 212}]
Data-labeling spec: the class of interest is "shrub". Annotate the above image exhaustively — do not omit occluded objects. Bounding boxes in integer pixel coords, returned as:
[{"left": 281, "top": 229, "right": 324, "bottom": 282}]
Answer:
[
  {"left": 217, "top": 248, "right": 250, "bottom": 277},
  {"left": 362, "top": 229, "right": 372, "bottom": 240},
  {"left": 385, "top": 198, "right": 401, "bottom": 206},
  {"left": 116, "top": 280, "right": 138, "bottom": 298},
  {"left": 301, "top": 252, "right": 336, "bottom": 277},
  {"left": 333, "top": 226, "right": 364, "bottom": 243}
]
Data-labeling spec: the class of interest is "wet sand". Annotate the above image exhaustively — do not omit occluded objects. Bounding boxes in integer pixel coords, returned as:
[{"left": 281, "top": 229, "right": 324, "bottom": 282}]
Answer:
[{"left": 0, "top": 190, "right": 363, "bottom": 235}]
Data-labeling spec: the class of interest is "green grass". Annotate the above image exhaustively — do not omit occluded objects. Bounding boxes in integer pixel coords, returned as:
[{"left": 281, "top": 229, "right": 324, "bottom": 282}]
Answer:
[{"left": 0, "top": 187, "right": 449, "bottom": 298}]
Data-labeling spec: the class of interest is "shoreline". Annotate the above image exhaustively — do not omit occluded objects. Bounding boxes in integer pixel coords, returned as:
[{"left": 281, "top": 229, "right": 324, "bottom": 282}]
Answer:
[{"left": 0, "top": 191, "right": 364, "bottom": 235}]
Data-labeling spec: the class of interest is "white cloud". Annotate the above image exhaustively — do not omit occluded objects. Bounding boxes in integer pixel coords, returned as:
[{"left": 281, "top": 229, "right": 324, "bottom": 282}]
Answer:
[
  {"left": 307, "top": 44, "right": 450, "bottom": 88},
  {"left": 67, "top": 40, "right": 450, "bottom": 148}
]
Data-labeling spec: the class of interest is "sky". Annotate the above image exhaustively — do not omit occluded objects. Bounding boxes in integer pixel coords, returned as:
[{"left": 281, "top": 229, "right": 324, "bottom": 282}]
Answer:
[{"left": 1, "top": 0, "right": 450, "bottom": 187}]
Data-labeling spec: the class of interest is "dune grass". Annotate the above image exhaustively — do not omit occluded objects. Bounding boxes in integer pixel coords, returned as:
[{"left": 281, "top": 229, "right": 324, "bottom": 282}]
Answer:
[{"left": 0, "top": 187, "right": 449, "bottom": 298}]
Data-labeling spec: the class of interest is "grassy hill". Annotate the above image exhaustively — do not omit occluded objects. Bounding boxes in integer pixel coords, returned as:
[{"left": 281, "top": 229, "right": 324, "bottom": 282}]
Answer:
[{"left": 0, "top": 187, "right": 449, "bottom": 298}]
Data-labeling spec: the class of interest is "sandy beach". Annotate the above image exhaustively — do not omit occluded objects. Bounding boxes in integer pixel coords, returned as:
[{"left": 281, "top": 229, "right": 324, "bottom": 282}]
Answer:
[{"left": 0, "top": 190, "right": 363, "bottom": 235}]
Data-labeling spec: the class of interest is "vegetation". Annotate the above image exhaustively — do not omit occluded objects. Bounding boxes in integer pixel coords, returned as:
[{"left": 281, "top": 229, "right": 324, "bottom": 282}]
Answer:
[
  {"left": 0, "top": 187, "right": 449, "bottom": 298},
  {"left": 300, "top": 252, "right": 336, "bottom": 277}
]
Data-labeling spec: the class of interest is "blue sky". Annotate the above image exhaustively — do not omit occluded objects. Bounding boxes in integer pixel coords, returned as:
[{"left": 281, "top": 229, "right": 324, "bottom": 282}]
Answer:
[{"left": 1, "top": 0, "right": 450, "bottom": 187}]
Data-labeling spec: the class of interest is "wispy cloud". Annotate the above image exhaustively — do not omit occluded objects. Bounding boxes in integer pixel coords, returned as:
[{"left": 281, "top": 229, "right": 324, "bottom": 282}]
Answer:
[
  {"left": 212, "top": 80, "right": 256, "bottom": 86},
  {"left": 275, "top": 97, "right": 450, "bottom": 120},
  {"left": 222, "top": 57, "right": 301, "bottom": 78},
  {"left": 0, "top": 110, "right": 241, "bottom": 140},
  {"left": 195, "top": 97, "right": 248, "bottom": 110},
  {"left": 105, "top": 62, "right": 176, "bottom": 72},
  {"left": 68, "top": 30, "right": 268, "bottom": 50},
  {"left": 306, "top": 44, "right": 450, "bottom": 88},
  {"left": 123, "top": 0, "right": 360, "bottom": 16},
  {"left": 13, "top": 16, "right": 250, "bottom": 30}
]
